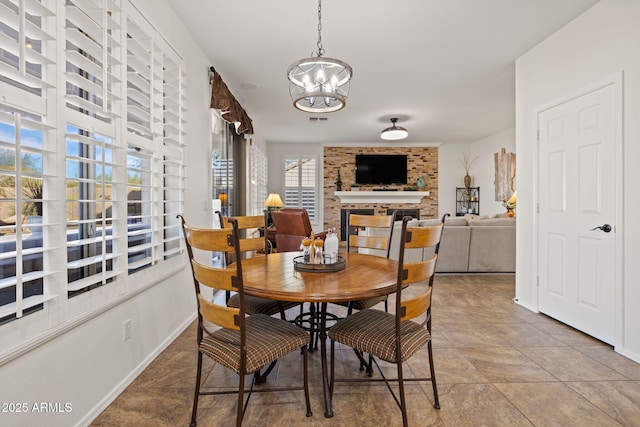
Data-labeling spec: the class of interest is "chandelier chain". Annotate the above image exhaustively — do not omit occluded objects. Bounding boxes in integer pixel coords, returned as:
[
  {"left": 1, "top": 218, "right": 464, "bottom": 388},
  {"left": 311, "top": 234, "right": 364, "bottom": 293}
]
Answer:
[{"left": 316, "top": 0, "right": 324, "bottom": 56}]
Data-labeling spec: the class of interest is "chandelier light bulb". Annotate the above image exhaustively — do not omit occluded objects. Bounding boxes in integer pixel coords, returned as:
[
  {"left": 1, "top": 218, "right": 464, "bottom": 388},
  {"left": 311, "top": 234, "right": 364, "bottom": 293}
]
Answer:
[{"left": 316, "top": 68, "right": 327, "bottom": 84}]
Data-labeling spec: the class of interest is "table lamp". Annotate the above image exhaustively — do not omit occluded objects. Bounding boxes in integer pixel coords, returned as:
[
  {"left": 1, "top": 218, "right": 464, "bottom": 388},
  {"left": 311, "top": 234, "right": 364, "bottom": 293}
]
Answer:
[
  {"left": 504, "top": 191, "right": 517, "bottom": 217},
  {"left": 264, "top": 193, "right": 284, "bottom": 225}
]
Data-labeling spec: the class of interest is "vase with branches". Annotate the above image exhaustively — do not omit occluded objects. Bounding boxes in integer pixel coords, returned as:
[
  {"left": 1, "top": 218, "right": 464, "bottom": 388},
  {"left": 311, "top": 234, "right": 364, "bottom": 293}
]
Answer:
[{"left": 459, "top": 153, "right": 478, "bottom": 189}]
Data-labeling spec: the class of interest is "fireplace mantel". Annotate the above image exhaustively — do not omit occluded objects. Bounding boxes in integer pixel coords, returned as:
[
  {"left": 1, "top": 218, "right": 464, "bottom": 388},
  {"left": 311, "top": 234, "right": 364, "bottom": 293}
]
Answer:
[{"left": 334, "top": 191, "right": 429, "bottom": 204}]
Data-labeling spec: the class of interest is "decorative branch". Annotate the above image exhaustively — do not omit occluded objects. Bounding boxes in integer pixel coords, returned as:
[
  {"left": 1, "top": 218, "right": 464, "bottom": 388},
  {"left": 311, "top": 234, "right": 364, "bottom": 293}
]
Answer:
[{"left": 459, "top": 153, "right": 478, "bottom": 175}]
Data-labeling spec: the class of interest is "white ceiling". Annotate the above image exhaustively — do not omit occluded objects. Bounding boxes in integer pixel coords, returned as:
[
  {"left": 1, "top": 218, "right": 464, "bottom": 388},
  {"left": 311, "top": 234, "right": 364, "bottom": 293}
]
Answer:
[{"left": 165, "top": 0, "right": 599, "bottom": 144}]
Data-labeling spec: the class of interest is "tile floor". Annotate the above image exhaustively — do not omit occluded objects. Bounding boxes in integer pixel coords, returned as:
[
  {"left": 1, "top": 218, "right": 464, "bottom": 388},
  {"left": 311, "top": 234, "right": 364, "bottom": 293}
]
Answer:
[{"left": 92, "top": 274, "right": 640, "bottom": 426}]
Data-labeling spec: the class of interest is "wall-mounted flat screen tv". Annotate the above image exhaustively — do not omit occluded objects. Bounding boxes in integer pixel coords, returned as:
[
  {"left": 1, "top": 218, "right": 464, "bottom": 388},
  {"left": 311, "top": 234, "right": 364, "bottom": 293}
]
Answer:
[{"left": 355, "top": 154, "right": 408, "bottom": 185}]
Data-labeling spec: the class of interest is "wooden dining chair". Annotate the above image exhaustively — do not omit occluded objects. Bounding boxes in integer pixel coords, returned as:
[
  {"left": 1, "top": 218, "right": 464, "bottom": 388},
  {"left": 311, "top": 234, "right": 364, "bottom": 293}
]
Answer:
[
  {"left": 179, "top": 215, "right": 312, "bottom": 427},
  {"left": 338, "top": 211, "right": 396, "bottom": 314},
  {"left": 328, "top": 216, "right": 444, "bottom": 427},
  {"left": 217, "top": 211, "right": 300, "bottom": 320}
]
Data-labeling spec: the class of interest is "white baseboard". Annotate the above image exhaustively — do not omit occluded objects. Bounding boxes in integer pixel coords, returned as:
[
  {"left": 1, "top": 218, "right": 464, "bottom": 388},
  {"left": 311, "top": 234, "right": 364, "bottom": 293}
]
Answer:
[
  {"left": 513, "top": 298, "right": 539, "bottom": 313},
  {"left": 618, "top": 347, "right": 640, "bottom": 364}
]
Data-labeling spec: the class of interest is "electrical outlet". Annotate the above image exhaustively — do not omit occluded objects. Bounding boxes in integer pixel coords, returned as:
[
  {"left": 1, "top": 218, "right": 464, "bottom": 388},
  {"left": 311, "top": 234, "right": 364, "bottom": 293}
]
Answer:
[{"left": 123, "top": 319, "right": 132, "bottom": 341}]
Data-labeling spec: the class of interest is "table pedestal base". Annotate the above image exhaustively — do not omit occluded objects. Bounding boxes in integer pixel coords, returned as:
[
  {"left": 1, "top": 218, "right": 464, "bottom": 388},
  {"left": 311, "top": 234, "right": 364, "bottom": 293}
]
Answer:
[
  {"left": 294, "top": 302, "right": 336, "bottom": 417},
  {"left": 293, "top": 303, "right": 340, "bottom": 352},
  {"left": 320, "top": 303, "right": 333, "bottom": 418}
]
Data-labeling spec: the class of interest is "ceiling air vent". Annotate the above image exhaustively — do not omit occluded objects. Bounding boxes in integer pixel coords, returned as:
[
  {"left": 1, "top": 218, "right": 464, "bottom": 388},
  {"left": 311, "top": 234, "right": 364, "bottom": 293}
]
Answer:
[{"left": 309, "top": 117, "right": 328, "bottom": 122}]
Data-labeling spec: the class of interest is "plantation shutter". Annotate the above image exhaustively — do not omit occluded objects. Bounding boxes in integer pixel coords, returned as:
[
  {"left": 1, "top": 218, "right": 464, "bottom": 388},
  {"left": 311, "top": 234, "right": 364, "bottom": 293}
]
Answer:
[
  {"left": 124, "top": 11, "right": 156, "bottom": 271},
  {"left": 64, "top": 0, "right": 121, "bottom": 124},
  {"left": 249, "top": 143, "right": 267, "bottom": 216},
  {"left": 65, "top": 125, "right": 120, "bottom": 292},
  {"left": 63, "top": 0, "right": 123, "bottom": 295},
  {"left": 0, "top": 0, "right": 56, "bottom": 321},
  {"left": 125, "top": 6, "right": 185, "bottom": 268},
  {"left": 160, "top": 50, "right": 185, "bottom": 259},
  {"left": 0, "top": 106, "right": 54, "bottom": 320},
  {"left": 0, "top": 0, "right": 55, "bottom": 95},
  {"left": 284, "top": 157, "right": 318, "bottom": 221},
  {"left": 0, "top": 0, "right": 188, "bottom": 355}
]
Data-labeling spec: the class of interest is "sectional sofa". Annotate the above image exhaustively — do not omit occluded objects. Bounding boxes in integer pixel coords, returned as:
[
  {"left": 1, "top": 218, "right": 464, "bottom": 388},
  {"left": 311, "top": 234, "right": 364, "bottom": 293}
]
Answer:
[{"left": 373, "top": 215, "right": 516, "bottom": 273}]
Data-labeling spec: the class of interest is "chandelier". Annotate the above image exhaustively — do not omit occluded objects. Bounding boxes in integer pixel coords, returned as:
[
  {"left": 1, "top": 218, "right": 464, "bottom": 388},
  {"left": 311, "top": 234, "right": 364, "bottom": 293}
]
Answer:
[{"left": 287, "top": 0, "right": 353, "bottom": 113}]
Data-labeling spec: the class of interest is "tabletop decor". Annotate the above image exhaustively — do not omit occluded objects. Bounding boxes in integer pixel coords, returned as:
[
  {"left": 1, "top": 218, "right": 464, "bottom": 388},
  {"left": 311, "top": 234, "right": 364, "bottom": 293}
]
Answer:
[{"left": 293, "top": 255, "right": 346, "bottom": 273}]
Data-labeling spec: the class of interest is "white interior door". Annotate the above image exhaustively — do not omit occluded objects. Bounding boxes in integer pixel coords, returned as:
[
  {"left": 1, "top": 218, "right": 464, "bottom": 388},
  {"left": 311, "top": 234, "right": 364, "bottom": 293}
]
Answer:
[{"left": 538, "top": 83, "right": 618, "bottom": 344}]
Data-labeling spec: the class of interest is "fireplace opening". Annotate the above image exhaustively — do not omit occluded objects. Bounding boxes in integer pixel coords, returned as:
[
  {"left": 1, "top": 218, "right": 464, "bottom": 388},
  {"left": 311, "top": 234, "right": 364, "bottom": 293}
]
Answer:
[{"left": 387, "top": 209, "right": 420, "bottom": 222}]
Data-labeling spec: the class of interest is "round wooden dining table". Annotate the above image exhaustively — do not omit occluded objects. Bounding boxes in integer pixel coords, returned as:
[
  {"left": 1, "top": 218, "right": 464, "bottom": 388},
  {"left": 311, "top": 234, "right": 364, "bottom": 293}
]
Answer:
[{"left": 241, "top": 251, "right": 398, "bottom": 418}]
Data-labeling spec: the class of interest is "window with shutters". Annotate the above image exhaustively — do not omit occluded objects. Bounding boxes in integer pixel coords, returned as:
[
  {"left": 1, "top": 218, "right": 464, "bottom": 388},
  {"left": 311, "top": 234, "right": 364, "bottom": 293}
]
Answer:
[
  {"left": 283, "top": 156, "right": 318, "bottom": 222},
  {"left": 212, "top": 113, "right": 233, "bottom": 217},
  {"left": 125, "top": 14, "right": 155, "bottom": 272},
  {"left": 0, "top": 0, "right": 56, "bottom": 325},
  {"left": 0, "top": 0, "right": 186, "bottom": 358},
  {"left": 64, "top": 0, "right": 122, "bottom": 300},
  {"left": 125, "top": 8, "right": 185, "bottom": 270},
  {"left": 249, "top": 143, "right": 267, "bottom": 216},
  {"left": 0, "top": 105, "right": 51, "bottom": 323},
  {"left": 160, "top": 51, "right": 185, "bottom": 260},
  {"left": 65, "top": 124, "right": 119, "bottom": 297},
  {"left": 125, "top": 146, "right": 152, "bottom": 272}
]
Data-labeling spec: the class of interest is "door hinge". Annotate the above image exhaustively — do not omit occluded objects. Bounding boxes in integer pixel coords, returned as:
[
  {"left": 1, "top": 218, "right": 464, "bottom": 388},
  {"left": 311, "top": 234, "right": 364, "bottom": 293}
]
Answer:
[
  {"left": 536, "top": 276, "right": 540, "bottom": 287},
  {"left": 536, "top": 203, "right": 540, "bottom": 214},
  {"left": 537, "top": 130, "right": 540, "bottom": 142}
]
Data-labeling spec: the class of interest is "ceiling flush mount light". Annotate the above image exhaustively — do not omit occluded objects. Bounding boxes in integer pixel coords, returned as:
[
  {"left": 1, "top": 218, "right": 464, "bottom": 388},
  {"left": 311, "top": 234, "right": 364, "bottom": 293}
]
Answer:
[
  {"left": 381, "top": 118, "right": 408, "bottom": 140},
  {"left": 287, "top": 0, "right": 353, "bottom": 113}
]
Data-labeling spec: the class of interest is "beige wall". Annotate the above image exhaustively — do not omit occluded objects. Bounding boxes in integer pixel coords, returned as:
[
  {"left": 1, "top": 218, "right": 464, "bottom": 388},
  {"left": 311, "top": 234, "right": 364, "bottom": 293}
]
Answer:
[{"left": 323, "top": 146, "right": 438, "bottom": 230}]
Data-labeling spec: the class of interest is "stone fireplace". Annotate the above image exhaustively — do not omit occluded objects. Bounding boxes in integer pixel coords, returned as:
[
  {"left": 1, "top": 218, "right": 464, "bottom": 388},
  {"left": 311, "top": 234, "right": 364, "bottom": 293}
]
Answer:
[{"left": 323, "top": 146, "right": 438, "bottom": 234}]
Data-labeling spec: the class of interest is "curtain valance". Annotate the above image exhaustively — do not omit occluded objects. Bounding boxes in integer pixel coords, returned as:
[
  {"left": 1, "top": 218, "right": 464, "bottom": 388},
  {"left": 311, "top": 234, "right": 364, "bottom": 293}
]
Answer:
[{"left": 210, "top": 70, "right": 254, "bottom": 135}]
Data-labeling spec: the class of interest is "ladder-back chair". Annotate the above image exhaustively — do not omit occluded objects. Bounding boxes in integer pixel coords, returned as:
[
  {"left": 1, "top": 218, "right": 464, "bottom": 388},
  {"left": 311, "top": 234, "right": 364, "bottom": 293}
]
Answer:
[
  {"left": 339, "top": 211, "right": 396, "bottom": 314},
  {"left": 329, "top": 215, "right": 444, "bottom": 427},
  {"left": 179, "top": 215, "right": 312, "bottom": 427},
  {"left": 217, "top": 211, "right": 300, "bottom": 319}
]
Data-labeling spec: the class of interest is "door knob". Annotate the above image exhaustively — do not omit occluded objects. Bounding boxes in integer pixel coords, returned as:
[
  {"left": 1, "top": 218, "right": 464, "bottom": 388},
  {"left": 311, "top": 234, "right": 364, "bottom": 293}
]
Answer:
[{"left": 590, "top": 224, "right": 612, "bottom": 233}]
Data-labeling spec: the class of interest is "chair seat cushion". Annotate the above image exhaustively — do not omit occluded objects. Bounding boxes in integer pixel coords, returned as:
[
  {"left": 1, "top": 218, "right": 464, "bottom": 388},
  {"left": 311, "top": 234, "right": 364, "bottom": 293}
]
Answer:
[
  {"left": 200, "top": 314, "right": 309, "bottom": 374},
  {"left": 328, "top": 309, "right": 430, "bottom": 363},
  {"left": 228, "top": 294, "right": 299, "bottom": 316}
]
